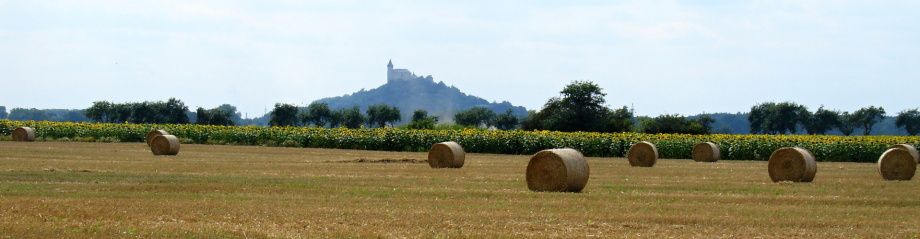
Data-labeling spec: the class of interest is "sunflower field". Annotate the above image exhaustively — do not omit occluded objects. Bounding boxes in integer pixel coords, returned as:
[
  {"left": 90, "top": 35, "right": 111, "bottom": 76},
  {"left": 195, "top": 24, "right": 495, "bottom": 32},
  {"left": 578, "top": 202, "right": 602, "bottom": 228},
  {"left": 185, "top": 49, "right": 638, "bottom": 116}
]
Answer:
[{"left": 2, "top": 120, "right": 917, "bottom": 162}]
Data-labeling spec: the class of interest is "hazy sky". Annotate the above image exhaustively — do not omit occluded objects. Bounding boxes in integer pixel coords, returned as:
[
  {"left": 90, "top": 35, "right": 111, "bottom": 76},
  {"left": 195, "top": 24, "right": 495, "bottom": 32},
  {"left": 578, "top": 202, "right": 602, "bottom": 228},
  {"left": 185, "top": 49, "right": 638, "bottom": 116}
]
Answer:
[{"left": 2, "top": 1, "right": 918, "bottom": 118}]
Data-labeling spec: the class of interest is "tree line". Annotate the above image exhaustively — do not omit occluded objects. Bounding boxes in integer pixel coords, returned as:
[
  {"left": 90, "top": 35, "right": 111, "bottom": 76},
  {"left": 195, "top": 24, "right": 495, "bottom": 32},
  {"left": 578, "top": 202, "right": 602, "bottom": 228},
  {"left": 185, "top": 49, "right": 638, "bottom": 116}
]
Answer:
[
  {"left": 519, "top": 80, "right": 713, "bottom": 134},
  {"left": 265, "top": 102, "right": 521, "bottom": 130},
  {"left": 4, "top": 80, "right": 920, "bottom": 135},
  {"left": 82, "top": 98, "right": 241, "bottom": 126},
  {"left": 747, "top": 102, "right": 920, "bottom": 136}
]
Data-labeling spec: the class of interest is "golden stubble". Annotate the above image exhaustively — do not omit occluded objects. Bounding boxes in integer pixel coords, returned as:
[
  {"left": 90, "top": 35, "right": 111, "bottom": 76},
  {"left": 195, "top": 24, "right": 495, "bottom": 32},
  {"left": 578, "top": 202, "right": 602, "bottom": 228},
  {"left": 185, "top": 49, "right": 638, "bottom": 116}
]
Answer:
[{"left": 1, "top": 141, "right": 918, "bottom": 238}]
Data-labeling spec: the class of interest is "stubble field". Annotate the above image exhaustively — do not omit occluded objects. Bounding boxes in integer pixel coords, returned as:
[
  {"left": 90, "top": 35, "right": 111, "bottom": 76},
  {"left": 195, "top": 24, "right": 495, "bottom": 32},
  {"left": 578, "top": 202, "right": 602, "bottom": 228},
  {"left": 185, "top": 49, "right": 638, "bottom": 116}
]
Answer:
[{"left": 1, "top": 141, "right": 918, "bottom": 238}]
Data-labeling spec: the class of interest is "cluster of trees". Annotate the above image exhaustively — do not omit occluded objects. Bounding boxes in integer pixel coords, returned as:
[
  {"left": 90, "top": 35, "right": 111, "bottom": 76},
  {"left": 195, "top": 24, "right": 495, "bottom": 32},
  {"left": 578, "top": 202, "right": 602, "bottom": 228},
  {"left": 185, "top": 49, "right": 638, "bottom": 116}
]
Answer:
[
  {"left": 453, "top": 107, "right": 520, "bottom": 130},
  {"left": 406, "top": 110, "right": 439, "bottom": 129},
  {"left": 0, "top": 106, "right": 89, "bottom": 122},
  {"left": 747, "top": 102, "right": 899, "bottom": 135},
  {"left": 267, "top": 102, "right": 402, "bottom": 128},
  {"left": 521, "top": 80, "right": 634, "bottom": 133},
  {"left": 83, "top": 99, "right": 240, "bottom": 126},
  {"left": 267, "top": 102, "right": 523, "bottom": 130},
  {"left": 85, "top": 98, "right": 191, "bottom": 124},
  {"left": 638, "top": 114, "right": 714, "bottom": 134}
]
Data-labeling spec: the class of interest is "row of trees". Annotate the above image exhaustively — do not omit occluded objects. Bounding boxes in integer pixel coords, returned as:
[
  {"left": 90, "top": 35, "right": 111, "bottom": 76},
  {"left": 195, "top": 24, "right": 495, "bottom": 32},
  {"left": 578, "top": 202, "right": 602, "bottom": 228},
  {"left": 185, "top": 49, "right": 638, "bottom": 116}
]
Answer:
[
  {"left": 453, "top": 107, "right": 520, "bottom": 130},
  {"left": 267, "top": 102, "right": 522, "bottom": 130},
  {"left": 747, "top": 102, "right": 896, "bottom": 135},
  {"left": 84, "top": 99, "right": 239, "bottom": 126},
  {"left": 268, "top": 103, "right": 402, "bottom": 128},
  {"left": 638, "top": 114, "right": 714, "bottom": 134},
  {"left": 85, "top": 98, "right": 191, "bottom": 124}
]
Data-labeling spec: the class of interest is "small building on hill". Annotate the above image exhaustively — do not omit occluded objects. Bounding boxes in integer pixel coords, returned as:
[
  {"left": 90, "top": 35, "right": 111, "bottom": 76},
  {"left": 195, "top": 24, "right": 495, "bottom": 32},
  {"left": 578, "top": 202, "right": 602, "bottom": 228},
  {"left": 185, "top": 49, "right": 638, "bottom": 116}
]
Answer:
[{"left": 387, "top": 59, "right": 432, "bottom": 83}]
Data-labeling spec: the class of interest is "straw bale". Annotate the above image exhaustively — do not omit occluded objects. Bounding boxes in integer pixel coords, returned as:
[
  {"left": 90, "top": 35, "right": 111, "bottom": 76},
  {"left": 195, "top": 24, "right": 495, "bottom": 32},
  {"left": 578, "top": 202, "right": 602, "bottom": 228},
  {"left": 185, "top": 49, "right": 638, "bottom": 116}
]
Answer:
[
  {"left": 427, "top": 141, "right": 465, "bottom": 168},
  {"left": 12, "top": 127, "right": 35, "bottom": 142},
  {"left": 692, "top": 142, "right": 720, "bottom": 162},
  {"left": 877, "top": 148, "right": 916, "bottom": 181},
  {"left": 526, "top": 148, "right": 589, "bottom": 192},
  {"left": 150, "top": 135, "right": 180, "bottom": 156},
  {"left": 628, "top": 141, "right": 658, "bottom": 167},
  {"left": 767, "top": 147, "right": 817, "bottom": 183},
  {"left": 146, "top": 130, "right": 169, "bottom": 147}
]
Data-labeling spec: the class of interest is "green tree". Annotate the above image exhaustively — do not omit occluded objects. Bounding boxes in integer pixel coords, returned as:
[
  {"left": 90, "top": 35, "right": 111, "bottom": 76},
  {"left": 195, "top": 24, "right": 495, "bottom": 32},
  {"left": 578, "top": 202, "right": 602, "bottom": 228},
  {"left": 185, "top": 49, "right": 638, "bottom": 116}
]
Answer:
[
  {"left": 216, "top": 104, "right": 242, "bottom": 124},
  {"left": 85, "top": 101, "right": 116, "bottom": 123},
  {"left": 895, "top": 108, "right": 920, "bottom": 136},
  {"left": 366, "top": 104, "right": 401, "bottom": 128},
  {"left": 454, "top": 107, "right": 496, "bottom": 128},
  {"left": 521, "top": 80, "right": 631, "bottom": 132},
  {"left": 837, "top": 111, "right": 858, "bottom": 136},
  {"left": 603, "top": 106, "right": 634, "bottom": 133},
  {"left": 641, "top": 114, "right": 710, "bottom": 135},
  {"left": 163, "top": 98, "right": 190, "bottom": 124},
  {"left": 339, "top": 106, "right": 365, "bottom": 128},
  {"left": 0, "top": 106, "right": 7, "bottom": 119},
  {"left": 269, "top": 103, "right": 300, "bottom": 127},
  {"left": 305, "top": 102, "right": 332, "bottom": 128},
  {"left": 493, "top": 109, "right": 520, "bottom": 130},
  {"left": 852, "top": 106, "right": 886, "bottom": 135},
  {"left": 8, "top": 108, "right": 51, "bottom": 121},
  {"left": 748, "top": 102, "right": 808, "bottom": 134},
  {"left": 328, "top": 110, "right": 343, "bottom": 128},
  {"left": 803, "top": 106, "right": 839, "bottom": 135},
  {"left": 406, "top": 110, "right": 437, "bottom": 130},
  {"left": 196, "top": 107, "right": 235, "bottom": 126}
]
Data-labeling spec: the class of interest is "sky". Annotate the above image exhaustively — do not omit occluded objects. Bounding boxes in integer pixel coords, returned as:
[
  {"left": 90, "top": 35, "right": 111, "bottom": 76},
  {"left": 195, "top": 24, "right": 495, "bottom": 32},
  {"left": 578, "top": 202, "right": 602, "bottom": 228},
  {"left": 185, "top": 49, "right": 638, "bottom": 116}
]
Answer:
[{"left": 2, "top": 1, "right": 919, "bottom": 118}]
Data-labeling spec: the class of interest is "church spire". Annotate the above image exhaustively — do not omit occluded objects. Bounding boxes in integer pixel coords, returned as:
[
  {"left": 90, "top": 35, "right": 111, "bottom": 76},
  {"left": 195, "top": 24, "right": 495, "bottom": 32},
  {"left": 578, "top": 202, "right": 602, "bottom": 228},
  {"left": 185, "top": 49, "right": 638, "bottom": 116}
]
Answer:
[{"left": 387, "top": 59, "right": 394, "bottom": 69}]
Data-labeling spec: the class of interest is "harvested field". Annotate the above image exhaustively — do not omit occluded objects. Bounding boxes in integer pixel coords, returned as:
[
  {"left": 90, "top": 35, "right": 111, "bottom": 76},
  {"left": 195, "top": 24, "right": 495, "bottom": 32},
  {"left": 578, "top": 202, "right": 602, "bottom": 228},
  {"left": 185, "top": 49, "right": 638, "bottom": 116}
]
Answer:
[{"left": 1, "top": 141, "right": 918, "bottom": 238}]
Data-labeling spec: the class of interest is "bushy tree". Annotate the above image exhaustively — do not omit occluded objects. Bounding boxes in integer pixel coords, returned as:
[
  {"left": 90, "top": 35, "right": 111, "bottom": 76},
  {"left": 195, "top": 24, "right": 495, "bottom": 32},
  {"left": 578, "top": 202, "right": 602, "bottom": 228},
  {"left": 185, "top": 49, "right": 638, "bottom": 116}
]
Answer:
[
  {"left": 641, "top": 114, "right": 711, "bottom": 134},
  {"left": 748, "top": 102, "right": 808, "bottom": 134},
  {"left": 196, "top": 107, "right": 235, "bottom": 126},
  {"left": 493, "top": 109, "right": 519, "bottom": 130},
  {"left": 837, "top": 111, "right": 858, "bottom": 136},
  {"left": 339, "top": 106, "right": 365, "bottom": 128},
  {"left": 305, "top": 102, "right": 332, "bottom": 127},
  {"left": 803, "top": 106, "right": 839, "bottom": 135},
  {"left": 896, "top": 108, "right": 920, "bottom": 136},
  {"left": 852, "top": 106, "right": 885, "bottom": 135},
  {"left": 454, "top": 107, "right": 496, "bottom": 128},
  {"left": 85, "top": 101, "right": 116, "bottom": 123},
  {"left": 366, "top": 104, "right": 401, "bottom": 128},
  {"left": 163, "top": 98, "right": 190, "bottom": 124},
  {"left": 0, "top": 106, "right": 7, "bottom": 119},
  {"left": 216, "top": 104, "right": 242, "bottom": 124},
  {"left": 269, "top": 103, "right": 300, "bottom": 127},
  {"left": 522, "top": 80, "right": 633, "bottom": 133},
  {"left": 406, "top": 110, "right": 438, "bottom": 130}
]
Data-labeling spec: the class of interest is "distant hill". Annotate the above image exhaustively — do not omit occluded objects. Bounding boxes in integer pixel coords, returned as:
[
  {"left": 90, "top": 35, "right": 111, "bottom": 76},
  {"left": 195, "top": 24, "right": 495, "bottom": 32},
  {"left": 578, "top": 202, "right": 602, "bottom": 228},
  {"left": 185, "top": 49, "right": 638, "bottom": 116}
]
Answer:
[{"left": 314, "top": 76, "right": 527, "bottom": 125}]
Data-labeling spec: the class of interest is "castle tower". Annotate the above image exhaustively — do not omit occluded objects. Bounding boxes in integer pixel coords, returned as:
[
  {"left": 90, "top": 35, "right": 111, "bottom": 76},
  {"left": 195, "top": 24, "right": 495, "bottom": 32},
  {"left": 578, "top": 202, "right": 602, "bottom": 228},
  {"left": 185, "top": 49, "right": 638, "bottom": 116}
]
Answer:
[{"left": 387, "top": 59, "right": 394, "bottom": 82}]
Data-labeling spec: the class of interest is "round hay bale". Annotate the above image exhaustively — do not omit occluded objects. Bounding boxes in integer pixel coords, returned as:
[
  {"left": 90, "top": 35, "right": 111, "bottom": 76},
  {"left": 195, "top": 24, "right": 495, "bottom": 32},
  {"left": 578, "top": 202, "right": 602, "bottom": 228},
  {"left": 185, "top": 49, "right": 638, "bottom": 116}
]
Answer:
[
  {"left": 692, "top": 142, "right": 720, "bottom": 162},
  {"left": 890, "top": 144, "right": 919, "bottom": 163},
  {"left": 12, "top": 127, "right": 36, "bottom": 142},
  {"left": 767, "top": 147, "right": 817, "bottom": 183},
  {"left": 526, "top": 148, "right": 589, "bottom": 192},
  {"left": 877, "top": 148, "right": 916, "bottom": 181},
  {"left": 150, "top": 135, "right": 180, "bottom": 156},
  {"left": 627, "top": 141, "right": 658, "bottom": 167},
  {"left": 427, "top": 141, "right": 465, "bottom": 168},
  {"left": 146, "top": 129, "right": 169, "bottom": 146}
]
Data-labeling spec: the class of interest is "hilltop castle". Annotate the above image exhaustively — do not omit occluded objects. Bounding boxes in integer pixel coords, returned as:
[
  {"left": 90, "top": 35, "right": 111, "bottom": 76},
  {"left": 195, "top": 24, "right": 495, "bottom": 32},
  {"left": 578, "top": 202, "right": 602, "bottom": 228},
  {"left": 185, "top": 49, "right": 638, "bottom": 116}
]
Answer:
[{"left": 387, "top": 59, "right": 432, "bottom": 83}]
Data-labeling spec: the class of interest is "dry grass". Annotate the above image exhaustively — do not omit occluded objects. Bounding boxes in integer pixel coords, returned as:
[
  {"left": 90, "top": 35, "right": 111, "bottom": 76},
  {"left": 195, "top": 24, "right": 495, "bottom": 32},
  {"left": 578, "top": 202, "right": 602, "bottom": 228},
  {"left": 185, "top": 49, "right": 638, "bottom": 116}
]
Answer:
[{"left": 1, "top": 141, "right": 919, "bottom": 238}]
